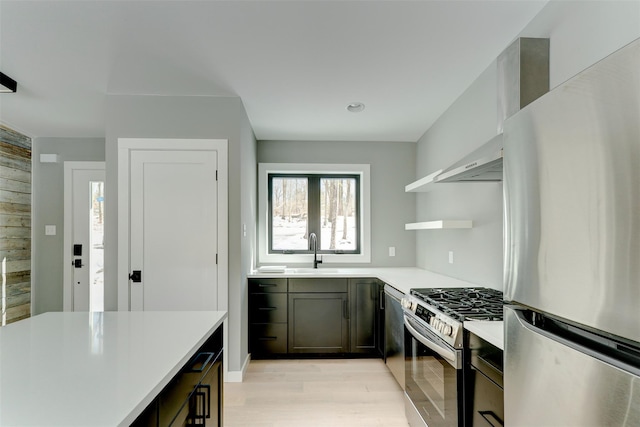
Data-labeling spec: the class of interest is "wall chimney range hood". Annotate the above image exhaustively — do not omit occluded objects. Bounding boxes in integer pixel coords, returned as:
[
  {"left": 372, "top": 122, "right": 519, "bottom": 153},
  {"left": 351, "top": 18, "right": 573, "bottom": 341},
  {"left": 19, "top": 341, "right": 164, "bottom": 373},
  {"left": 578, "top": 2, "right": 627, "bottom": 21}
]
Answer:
[
  {"left": 436, "top": 38, "right": 549, "bottom": 183},
  {"left": 436, "top": 134, "right": 504, "bottom": 182}
]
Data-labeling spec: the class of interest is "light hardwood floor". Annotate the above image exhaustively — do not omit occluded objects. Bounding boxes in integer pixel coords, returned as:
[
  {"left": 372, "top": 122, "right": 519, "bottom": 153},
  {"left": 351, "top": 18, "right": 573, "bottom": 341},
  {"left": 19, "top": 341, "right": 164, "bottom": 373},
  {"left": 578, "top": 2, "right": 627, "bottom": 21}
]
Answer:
[{"left": 224, "top": 358, "right": 409, "bottom": 427}]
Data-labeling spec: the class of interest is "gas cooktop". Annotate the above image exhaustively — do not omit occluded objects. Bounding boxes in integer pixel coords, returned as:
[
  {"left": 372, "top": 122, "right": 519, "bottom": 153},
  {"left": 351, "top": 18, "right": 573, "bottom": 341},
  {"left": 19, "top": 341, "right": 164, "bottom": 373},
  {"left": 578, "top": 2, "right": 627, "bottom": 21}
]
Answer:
[{"left": 410, "top": 287, "right": 504, "bottom": 321}]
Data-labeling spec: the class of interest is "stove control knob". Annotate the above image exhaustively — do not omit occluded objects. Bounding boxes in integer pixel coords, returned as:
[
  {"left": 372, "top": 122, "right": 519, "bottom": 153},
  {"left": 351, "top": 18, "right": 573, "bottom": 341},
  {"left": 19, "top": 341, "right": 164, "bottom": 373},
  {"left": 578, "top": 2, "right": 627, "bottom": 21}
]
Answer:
[
  {"left": 401, "top": 299, "right": 412, "bottom": 309},
  {"left": 431, "top": 318, "right": 439, "bottom": 329},
  {"left": 444, "top": 325, "right": 453, "bottom": 336}
]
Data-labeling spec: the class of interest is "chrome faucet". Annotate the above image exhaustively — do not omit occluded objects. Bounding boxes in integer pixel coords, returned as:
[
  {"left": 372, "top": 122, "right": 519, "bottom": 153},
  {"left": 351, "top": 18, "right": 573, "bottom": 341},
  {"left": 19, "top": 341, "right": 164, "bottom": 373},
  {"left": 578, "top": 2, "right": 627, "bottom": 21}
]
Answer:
[{"left": 309, "top": 232, "right": 322, "bottom": 269}]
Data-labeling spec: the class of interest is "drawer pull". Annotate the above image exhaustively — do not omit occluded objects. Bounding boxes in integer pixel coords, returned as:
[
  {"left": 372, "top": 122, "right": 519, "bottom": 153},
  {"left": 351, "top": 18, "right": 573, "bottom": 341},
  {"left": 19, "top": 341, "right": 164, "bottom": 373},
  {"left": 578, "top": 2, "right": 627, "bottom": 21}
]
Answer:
[
  {"left": 479, "top": 411, "right": 504, "bottom": 427},
  {"left": 258, "top": 336, "right": 278, "bottom": 341},
  {"left": 258, "top": 307, "right": 277, "bottom": 311},
  {"left": 258, "top": 283, "right": 277, "bottom": 288},
  {"left": 187, "top": 352, "right": 214, "bottom": 373},
  {"left": 188, "top": 383, "right": 211, "bottom": 424}
]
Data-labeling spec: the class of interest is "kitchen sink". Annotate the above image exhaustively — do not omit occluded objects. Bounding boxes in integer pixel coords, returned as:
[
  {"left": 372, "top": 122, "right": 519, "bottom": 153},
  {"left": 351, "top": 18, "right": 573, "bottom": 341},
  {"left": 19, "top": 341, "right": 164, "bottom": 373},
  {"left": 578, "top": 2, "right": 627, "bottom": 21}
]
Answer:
[{"left": 286, "top": 268, "right": 344, "bottom": 274}]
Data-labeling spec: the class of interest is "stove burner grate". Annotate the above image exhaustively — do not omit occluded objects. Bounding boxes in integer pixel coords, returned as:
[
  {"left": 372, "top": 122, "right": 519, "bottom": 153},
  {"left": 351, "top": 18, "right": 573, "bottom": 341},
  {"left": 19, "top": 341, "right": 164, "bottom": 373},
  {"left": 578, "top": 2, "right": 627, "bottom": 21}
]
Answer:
[{"left": 410, "top": 287, "right": 504, "bottom": 321}]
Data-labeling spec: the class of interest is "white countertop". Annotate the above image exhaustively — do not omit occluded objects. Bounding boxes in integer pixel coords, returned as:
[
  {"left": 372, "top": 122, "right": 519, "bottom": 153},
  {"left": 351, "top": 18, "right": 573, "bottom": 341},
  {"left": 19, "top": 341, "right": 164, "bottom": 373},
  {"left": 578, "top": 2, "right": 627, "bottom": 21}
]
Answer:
[
  {"left": 0, "top": 311, "right": 227, "bottom": 426},
  {"left": 464, "top": 320, "right": 504, "bottom": 350},
  {"left": 249, "top": 267, "right": 486, "bottom": 295}
]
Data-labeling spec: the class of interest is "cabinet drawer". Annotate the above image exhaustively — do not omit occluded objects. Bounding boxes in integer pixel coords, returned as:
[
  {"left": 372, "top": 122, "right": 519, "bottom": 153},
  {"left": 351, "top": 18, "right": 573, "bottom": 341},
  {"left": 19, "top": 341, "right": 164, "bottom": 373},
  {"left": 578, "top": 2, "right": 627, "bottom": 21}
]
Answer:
[
  {"left": 250, "top": 324, "right": 288, "bottom": 354},
  {"left": 249, "top": 293, "right": 287, "bottom": 323},
  {"left": 158, "top": 351, "right": 216, "bottom": 426},
  {"left": 249, "top": 278, "right": 287, "bottom": 293},
  {"left": 289, "top": 278, "right": 348, "bottom": 293}
]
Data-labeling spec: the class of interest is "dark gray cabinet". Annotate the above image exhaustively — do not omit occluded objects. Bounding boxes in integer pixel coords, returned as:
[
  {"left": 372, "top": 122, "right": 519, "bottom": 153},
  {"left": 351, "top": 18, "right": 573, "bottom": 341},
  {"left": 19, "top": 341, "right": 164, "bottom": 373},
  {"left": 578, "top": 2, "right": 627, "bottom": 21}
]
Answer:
[
  {"left": 249, "top": 277, "right": 383, "bottom": 357},
  {"left": 349, "top": 278, "right": 384, "bottom": 356},
  {"left": 288, "top": 292, "right": 349, "bottom": 353},
  {"left": 132, "top": 326, "right": 223, "bottom": 426},
  {"left": 288, "top": 278, "right": 349, "bottom": 354},
  {"left": 249, "top": 279, "right": 288, "bottom": 357}
]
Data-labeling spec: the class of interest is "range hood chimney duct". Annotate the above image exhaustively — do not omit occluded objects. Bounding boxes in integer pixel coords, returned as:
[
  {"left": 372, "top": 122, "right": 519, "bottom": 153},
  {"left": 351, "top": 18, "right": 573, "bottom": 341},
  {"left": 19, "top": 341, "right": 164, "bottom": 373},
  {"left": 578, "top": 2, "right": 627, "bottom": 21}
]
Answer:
[
  {"left": 497, "top": 37, "right": 550, "bottom": 133},
  {"left": 437, "top": 38, "right": 549, "bottom": 183}
]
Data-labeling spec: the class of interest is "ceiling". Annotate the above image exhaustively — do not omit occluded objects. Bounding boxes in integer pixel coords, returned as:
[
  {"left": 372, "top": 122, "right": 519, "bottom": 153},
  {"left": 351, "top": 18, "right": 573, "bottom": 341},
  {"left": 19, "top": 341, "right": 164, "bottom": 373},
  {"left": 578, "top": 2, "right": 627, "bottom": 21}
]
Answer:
[{"left": 0, "top": 0, "right": 548, "bottom": 142}]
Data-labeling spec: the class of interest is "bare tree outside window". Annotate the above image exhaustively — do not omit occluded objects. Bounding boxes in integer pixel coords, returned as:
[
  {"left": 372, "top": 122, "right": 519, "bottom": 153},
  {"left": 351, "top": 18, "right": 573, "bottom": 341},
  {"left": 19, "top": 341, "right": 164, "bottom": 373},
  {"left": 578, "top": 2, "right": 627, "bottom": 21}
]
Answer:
[
  {"left": 271, "top": 177, "right": 308, "bottom": 250},
  {"left": 269, "top": 174, "right": 359, "bottom": 254},
  {"left": 321, "top": 178, "right": 356, "bottom": 251}
]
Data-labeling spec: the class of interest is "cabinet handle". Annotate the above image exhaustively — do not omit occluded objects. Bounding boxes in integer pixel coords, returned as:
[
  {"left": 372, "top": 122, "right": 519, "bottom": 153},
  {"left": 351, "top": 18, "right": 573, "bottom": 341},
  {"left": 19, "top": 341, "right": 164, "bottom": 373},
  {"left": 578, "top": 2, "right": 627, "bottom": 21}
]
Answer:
[
  {"left": 479, "top": 411, "right": 504, "bottom": 427},
  {"left": 258, "top": 336, "right": 278, "bottom": 341},
  {"left": 343, "top": 300, "right": 350, "bottom": 319},
  {"left": 187, "top": 352, "right": 214, "bottom": 373},
  {"left": 258, "top": 307, "right": 277, "bottom": 311},
  {"left": 380, "top": 289, "right": 385, "bottom": 310},
  {"left": 190, "top": 384, "right": 210, "bottom": 423},
  {"left": 258, "top": 283, "right": 277, "bottom": 288}
]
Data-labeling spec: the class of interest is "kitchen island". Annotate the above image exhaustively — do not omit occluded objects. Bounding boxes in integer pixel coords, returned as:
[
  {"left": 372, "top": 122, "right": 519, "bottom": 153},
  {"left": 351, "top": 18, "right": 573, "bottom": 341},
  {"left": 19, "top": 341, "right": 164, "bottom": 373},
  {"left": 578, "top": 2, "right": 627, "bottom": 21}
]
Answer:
[{"left": 0, "top": 310, "right": 226, "bottom": 426}]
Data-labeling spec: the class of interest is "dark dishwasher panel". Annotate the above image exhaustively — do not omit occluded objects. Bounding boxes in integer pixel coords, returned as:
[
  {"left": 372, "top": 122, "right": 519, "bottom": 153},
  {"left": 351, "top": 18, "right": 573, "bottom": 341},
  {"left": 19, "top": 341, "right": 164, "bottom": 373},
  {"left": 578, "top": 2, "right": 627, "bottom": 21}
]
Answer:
[
  {"left": 384, "top": 284, "right": 405, "bottom": 390},
  {"left": 467, "top": 332, "right": 504, "bottom": 427}
]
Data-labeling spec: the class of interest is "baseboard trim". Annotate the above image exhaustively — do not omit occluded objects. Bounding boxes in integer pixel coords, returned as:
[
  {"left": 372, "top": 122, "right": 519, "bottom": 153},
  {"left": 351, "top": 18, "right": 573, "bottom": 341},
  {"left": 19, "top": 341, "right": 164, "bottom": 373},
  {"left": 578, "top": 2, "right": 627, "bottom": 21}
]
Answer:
[{"left": 225, "top": 353, "right": 251, "bottom": 383}]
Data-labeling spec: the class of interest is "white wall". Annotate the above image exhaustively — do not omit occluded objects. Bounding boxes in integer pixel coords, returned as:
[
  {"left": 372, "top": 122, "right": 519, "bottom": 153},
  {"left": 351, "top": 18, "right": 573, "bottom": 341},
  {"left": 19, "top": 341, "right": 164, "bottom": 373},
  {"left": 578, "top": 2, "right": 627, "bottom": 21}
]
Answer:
[
  {"left": 414, "top": 0, "right": 640, "bottom": 289},
  {"left": 31, "top": 138, "right": 105, "bottom": 315},
  {"left": 104, "top": 94, "right": 255, "bottom": 376},
  {"left": 257, "top": 140, "right": 417, "bottom": 267}
]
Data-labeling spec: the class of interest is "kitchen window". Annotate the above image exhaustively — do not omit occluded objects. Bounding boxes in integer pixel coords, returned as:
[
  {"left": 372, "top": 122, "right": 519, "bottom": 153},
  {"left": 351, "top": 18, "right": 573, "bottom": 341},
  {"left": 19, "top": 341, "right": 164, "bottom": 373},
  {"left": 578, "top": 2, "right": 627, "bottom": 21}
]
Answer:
[
  {"left": 258, "top": 163, "right": 371, "bottom": 265},
  {"left": 268, "top": 174, "right": 360, "bottom": 254}
]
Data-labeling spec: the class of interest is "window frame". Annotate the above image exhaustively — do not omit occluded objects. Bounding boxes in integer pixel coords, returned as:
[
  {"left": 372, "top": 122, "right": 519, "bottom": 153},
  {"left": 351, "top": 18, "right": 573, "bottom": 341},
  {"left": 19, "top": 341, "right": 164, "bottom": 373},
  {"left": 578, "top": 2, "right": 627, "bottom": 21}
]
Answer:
[
  {"left": 258, "top": 163, "right": 371, "bottom": 265},
  {"left": 267, "top": 173, "right": 361, "bottom": 255}
]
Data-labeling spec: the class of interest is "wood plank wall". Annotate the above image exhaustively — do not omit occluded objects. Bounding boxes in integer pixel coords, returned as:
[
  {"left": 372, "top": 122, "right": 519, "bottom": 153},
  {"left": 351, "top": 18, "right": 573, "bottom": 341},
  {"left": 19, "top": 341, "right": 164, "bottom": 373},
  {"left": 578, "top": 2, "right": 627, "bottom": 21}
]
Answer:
[{"left": 0, "top": 125, "right": 32, "bottom": 325}]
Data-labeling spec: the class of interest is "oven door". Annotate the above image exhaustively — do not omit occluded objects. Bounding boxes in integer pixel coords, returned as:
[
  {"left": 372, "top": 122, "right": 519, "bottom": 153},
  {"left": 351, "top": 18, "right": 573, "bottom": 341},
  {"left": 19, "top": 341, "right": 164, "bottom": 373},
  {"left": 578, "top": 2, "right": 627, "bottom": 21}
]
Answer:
[{"left": 404, "top": 316, "right": 463, "bottom": 427}]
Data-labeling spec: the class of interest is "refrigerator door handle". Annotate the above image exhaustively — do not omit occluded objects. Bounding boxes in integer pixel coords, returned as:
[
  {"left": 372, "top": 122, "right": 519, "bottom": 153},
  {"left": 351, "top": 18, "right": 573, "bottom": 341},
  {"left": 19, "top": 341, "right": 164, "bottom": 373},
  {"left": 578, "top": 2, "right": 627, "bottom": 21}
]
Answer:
[{"left": 509, "top": 306, "right": 640, "bottom": 377}]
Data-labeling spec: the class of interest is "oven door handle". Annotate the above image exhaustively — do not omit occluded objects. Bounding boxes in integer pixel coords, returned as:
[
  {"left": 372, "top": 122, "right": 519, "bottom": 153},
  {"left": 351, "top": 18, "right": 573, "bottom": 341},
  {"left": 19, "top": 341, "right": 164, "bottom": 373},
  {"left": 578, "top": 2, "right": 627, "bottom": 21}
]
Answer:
[{"left": 404, "top": 317, "right": 461, "bottom": 369}]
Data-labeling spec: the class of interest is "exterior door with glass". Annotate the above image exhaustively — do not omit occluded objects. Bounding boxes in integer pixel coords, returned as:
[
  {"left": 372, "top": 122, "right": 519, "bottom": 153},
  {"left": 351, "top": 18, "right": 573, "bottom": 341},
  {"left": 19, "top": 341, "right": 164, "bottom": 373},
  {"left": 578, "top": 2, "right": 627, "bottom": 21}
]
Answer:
[{"left": 63, "top": 162, "right": 105, "bottom": 312}]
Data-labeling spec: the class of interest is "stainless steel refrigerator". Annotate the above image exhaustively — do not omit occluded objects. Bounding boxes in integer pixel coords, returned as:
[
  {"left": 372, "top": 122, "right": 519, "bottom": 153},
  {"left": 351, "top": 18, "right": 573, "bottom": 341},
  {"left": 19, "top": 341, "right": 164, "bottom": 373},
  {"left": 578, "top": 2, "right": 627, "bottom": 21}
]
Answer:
[{"left": 503, "top": 38, "right": 640, "bottom": 426}]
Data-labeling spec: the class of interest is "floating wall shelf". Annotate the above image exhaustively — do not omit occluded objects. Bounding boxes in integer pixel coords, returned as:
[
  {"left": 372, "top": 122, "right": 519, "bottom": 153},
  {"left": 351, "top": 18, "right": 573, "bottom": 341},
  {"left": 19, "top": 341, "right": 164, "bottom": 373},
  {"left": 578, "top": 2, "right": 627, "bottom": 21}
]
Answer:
[
  {"left": 404, "top": 169, "right": 443, "bottom": 193},
  {"left": 405, "top": 220, "right": 473, "bottom": 230}
]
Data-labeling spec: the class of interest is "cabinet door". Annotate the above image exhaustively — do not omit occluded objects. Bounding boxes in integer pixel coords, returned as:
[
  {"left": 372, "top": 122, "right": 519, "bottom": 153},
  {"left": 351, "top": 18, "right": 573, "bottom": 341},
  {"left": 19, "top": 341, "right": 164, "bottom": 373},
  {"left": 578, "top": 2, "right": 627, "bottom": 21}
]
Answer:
[
  {"left": 349, "top": 279, "right": 381, "bottom": 355},
  {"left": 288, "top": 293, "right": 349, "bottom": 353}
]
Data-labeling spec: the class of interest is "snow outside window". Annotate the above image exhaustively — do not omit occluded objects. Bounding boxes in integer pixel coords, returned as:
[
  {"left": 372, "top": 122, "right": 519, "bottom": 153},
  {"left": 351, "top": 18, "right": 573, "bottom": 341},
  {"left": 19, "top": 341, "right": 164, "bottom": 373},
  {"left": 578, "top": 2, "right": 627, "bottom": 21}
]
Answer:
[
  {"left": 258, "top": 163, "right": 371, "bottom": 265},
  {"left": 268, "top": 174, "right": 359, "bottom": 254}
]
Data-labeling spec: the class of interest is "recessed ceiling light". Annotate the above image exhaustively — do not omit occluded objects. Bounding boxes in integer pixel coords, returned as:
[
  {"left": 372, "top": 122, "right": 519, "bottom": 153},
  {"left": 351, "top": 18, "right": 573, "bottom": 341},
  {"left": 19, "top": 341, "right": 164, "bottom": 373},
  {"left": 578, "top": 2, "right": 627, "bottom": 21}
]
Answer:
[{"left": 346, "top": 102, "right": 365, "bottom": 113}]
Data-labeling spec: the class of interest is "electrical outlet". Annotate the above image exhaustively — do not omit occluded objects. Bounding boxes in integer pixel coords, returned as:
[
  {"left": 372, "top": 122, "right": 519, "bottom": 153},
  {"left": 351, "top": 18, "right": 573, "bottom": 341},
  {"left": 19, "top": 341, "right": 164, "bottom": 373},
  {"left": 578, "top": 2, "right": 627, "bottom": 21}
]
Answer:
[
  {"left": 389, "top": 247, "right": 396, "bottom": 257},
  {"left": 449, "top": 251, "right": 454, "bottom": 264}
]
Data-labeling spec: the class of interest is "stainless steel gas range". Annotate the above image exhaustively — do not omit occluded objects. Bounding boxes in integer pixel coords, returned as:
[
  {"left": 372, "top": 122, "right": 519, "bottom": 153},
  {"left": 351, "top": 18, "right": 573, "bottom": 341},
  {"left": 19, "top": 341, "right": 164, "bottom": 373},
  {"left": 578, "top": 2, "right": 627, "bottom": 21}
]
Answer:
[{"left": 402, "top": 287, "right": 503, "bottom": 427}]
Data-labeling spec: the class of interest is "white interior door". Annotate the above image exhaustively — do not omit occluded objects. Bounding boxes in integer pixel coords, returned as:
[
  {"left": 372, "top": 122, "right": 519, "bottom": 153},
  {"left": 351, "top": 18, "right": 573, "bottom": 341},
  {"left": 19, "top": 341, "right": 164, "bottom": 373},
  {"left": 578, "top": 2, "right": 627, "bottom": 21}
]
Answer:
[
  {"left": 63, "top": 162, "right": 105, "bottom": 312},
  {"left": 129, "top": 150, "right": 218, "bottom": 311},
  {"left": 117, "top": 138, "right": 227, "bottom": 314}
]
